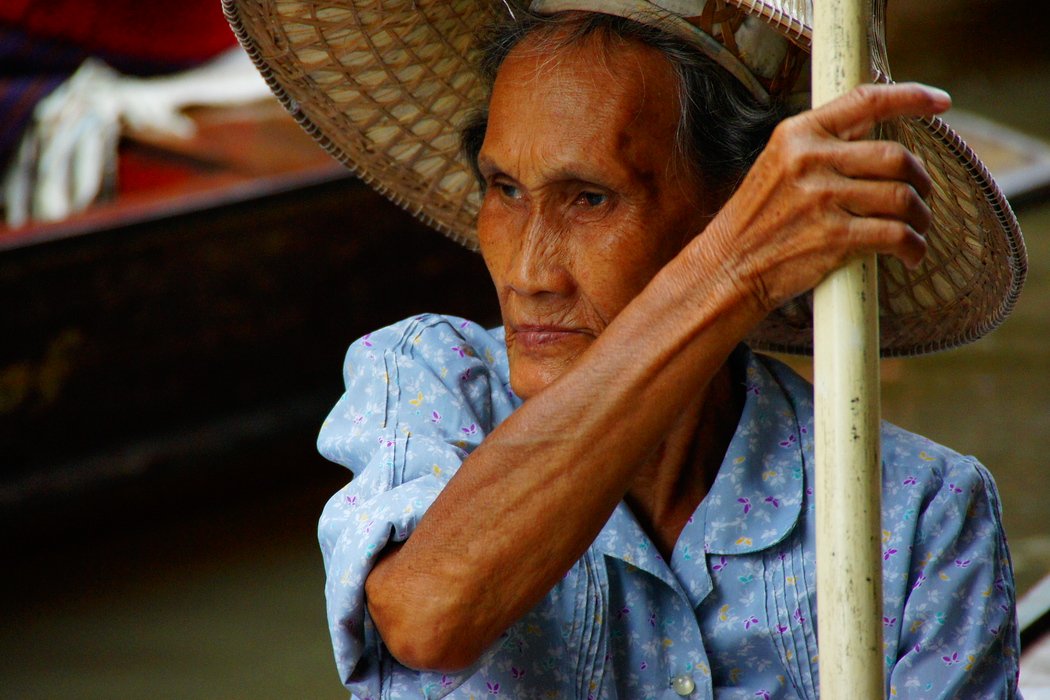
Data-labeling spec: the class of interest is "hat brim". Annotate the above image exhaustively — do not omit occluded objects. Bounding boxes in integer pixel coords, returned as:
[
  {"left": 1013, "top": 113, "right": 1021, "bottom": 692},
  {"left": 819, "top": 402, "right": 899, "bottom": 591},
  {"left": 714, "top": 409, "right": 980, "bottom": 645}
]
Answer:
[{"left": 223, "top": 0, "right": 1026, "bottom": 356}]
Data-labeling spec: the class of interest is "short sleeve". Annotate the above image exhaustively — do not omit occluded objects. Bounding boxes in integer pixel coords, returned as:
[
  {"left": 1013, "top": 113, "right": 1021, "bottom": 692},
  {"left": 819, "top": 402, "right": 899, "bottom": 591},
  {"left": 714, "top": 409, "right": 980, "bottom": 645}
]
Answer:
[
  {"left": 316, "top": 315, "right": 518, "bottom": 698},
  {"left": 888, "top": 456, "right": 1021, "bottom": 699}
]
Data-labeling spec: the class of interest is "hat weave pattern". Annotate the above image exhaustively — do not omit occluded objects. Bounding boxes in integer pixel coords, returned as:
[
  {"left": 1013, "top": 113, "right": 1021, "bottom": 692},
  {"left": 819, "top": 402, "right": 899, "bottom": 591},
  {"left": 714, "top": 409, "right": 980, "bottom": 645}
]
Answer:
[
  {"left": 224, "top": 0, "right": 1026, "bottom": 356},
  {"left": 227, "top": 0, "right": 495, "bottom": 246}
]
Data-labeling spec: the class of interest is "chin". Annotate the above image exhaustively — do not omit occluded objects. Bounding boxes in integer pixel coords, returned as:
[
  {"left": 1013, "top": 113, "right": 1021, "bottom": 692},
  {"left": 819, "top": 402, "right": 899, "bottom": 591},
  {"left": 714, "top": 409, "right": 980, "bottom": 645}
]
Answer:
[
  {"left": 509, "top": 372, "right": 545, "bottom": 401},
  {"left": 508, "top": 361, "right": 562, "bottom": 401},
  {"left": 506, "top": 333, "right": 590, "bottom": 400}
]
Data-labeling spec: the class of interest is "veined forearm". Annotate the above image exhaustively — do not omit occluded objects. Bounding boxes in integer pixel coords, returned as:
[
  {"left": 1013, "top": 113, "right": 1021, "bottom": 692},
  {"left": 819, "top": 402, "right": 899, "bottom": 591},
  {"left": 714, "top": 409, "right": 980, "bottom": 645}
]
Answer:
[{"left": 365, "top": 230, "right": 764, "bottom": 671}]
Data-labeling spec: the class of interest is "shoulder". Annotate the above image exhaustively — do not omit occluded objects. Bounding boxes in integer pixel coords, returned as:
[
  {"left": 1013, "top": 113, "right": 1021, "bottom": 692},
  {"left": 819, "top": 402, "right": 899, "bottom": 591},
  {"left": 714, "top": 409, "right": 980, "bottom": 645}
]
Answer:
[
  {"left": 342, "top": 313, "right": 507, "bottom": 369},
  {"left": 751, "top": 350, "right": 999, "bottom": 505},
  {"left": 319, "top": 314, "right": 517, "bottom": 473},
  {"left": 336, "top": 314, "right": 511, "bottom": 394},
  {"left": 880, "top": 421, "right": 997, "bottom": 502}
]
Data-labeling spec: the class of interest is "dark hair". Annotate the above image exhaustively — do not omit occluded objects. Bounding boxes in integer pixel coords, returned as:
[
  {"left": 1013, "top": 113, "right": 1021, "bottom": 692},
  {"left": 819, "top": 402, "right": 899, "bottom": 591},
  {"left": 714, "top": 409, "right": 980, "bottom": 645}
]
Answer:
[{"left": 460, "top": 10, "right": 789, "bottom": 207}]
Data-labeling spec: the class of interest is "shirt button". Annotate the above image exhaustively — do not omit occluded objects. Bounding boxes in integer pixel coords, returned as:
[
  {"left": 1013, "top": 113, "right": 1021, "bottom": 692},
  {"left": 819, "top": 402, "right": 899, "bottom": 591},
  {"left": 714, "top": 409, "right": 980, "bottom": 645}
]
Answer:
[{"left": 671, "top": 674, "right": 696, "bottom": 696}]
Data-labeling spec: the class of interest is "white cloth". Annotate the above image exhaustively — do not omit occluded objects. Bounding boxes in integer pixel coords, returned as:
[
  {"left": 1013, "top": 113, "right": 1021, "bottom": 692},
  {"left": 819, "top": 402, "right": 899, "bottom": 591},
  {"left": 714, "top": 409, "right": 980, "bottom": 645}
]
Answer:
[{"left": 2, "top": 48, "right": 272, "bottom": 227}]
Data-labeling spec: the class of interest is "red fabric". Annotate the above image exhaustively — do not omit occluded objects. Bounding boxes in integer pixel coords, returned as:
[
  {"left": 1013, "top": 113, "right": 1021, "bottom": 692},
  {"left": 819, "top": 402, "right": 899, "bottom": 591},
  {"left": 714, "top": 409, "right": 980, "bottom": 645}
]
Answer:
[{"left": 0, "top": 0, "right": 237, "bottom": 66}]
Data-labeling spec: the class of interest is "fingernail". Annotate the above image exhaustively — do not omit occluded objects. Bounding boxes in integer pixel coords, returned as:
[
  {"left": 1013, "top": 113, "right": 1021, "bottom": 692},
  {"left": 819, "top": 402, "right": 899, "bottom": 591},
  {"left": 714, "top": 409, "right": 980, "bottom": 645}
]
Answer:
[{"left": 929, "top": 87, "right": 952, "bottom": 104}]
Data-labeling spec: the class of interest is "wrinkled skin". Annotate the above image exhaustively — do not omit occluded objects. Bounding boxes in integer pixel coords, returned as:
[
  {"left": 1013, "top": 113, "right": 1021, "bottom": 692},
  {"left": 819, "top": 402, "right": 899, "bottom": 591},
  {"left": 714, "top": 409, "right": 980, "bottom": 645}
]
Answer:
[
  {"left": 477, "top": 35, "right": 712, "bottom": 400},
  {"left": 365, "top": 29, "right": 946, "bottom": 672},
  {"left": 477, "top": 34, "right": 931, "bottom": 401}
]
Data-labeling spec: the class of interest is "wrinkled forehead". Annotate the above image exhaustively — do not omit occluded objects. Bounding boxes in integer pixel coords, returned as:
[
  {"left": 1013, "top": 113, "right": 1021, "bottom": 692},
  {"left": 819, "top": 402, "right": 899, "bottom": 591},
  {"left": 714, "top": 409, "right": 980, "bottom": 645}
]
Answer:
[
  {"left": 492, "top": 27, "right": 680, "bottom": 127},
  {"left": 483, "top": 31, "right": 687, "bottom": 192}
]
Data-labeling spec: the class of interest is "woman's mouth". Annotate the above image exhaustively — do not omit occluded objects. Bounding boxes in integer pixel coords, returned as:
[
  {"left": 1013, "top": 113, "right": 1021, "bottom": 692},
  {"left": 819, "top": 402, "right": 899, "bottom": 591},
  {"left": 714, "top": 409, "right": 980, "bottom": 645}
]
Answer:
[{"left": 511, "top": 324, "right": 585, "bottom": 351}]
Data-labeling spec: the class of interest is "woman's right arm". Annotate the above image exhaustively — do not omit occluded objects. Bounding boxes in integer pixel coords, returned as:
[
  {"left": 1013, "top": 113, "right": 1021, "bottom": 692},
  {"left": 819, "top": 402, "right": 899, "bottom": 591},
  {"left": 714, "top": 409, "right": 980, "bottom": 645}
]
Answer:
[{"left": 362, "top": 83, "right": 950, "bottom": 672}]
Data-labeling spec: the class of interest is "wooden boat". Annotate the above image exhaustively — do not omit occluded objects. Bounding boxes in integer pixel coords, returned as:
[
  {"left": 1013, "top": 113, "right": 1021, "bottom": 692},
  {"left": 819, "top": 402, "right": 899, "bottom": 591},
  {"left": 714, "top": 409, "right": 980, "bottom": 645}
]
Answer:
[{"left": 0, "top": 101, "right": 498, "bottom": 544}]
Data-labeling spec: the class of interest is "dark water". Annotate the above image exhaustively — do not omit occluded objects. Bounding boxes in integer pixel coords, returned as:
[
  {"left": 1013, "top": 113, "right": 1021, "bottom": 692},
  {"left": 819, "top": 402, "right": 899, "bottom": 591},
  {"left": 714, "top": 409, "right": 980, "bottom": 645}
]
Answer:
[{"left": 2, "top": 5, "right": 1047, "bottom": 698}]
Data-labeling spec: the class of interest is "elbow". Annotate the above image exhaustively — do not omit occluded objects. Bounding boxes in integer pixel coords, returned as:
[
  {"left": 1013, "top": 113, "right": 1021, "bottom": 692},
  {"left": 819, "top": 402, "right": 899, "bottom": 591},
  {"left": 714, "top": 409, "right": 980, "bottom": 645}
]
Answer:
[
  {"left": 365, "top": 567, "right": 487, "bottom": 673},
  {"left": 376, "top": 616, "right": 483, "bottom": 673}
]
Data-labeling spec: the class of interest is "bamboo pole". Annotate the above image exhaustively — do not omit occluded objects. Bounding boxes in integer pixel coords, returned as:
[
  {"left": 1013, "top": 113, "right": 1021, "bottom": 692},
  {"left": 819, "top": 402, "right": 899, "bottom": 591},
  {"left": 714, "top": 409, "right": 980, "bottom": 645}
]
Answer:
[{"left": 812, "top": 0, "right": 885, "bottom": 698}]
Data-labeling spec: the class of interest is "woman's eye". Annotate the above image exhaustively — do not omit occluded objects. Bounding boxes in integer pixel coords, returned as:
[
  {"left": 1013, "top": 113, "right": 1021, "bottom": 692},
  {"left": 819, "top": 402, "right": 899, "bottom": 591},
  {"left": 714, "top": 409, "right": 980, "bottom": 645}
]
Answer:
[
  {"left": 497, "top": 182, "right": 522, "bottom": 200},
  {"left": 576, "top": 191, "right": 607, "bottom": 207}
]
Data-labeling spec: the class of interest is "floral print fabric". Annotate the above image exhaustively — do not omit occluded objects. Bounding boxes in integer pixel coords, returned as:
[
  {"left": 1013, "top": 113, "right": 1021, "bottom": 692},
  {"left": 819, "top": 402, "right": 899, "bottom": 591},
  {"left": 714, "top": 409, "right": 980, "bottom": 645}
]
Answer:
[{"left": 317, "top": 314, "right": 1021, "bottom": 699}]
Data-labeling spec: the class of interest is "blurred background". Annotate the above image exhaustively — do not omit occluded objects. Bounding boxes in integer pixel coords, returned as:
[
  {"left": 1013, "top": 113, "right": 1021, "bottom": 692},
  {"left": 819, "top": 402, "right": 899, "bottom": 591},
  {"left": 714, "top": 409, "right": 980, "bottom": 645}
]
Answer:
[{"left": 0, "top": 0, "right": 1047, "bottom": 697}]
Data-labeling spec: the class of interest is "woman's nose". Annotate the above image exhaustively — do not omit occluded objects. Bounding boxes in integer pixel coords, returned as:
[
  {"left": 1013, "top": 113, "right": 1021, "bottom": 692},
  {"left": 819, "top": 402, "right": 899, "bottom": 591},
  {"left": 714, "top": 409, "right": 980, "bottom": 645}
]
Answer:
[{"left": 505, "top": 212, "right": 576, "bottom": 298}]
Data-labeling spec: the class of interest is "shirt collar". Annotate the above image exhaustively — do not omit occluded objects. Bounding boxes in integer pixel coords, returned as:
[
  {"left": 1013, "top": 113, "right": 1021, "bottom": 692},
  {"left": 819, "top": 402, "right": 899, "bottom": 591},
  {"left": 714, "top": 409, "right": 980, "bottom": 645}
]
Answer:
[{"left": 699, "top": 349, "right": 810, "bottom": 555}]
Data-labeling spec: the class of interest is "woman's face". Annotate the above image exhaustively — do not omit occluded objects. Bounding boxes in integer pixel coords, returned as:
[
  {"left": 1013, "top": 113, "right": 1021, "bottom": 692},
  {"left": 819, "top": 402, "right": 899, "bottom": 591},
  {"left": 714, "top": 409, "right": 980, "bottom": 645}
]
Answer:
[{"left": 476, "top": 32, "right": 713, "bottom": 400}]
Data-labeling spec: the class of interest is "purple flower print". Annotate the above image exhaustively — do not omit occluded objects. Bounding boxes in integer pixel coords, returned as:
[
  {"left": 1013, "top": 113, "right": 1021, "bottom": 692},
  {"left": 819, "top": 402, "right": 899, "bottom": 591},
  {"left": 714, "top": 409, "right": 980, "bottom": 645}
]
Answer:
[
  {"left": 883, "top": 547, "right": 899, "bottom": 561},
  {"left": 942, "top": 652, "right": 960, "bottom": 666},
  {"left": 451, "top": 345, "right": 467, "bottom": 358},
  {"left": 344, "top": 494, "right": 358, "bottom": 507},
  {"left": 352, "top": 414, "right": 365, "bottom": 425},
  {"left": 779, "top": 434, "right": 797, "bottom": 448},
  {"left": 440, "top": 675, "right": 454, "bottom": 689},
  {"left": 903, "top": 475, "right": 917, "bottom": 486},
  {"left": 461, "top": 423, "right": 478, "bottom": 436},
  {"left": 913, "top": 572, "right": 927, "bottom": 590},
  {"left": 430, "top": 410, "right": 442, "bottom": 423},
  {"left": 747, "top": 383, "right": 760, "bottom": 396},
  {"left": 948, "top": 483, "right": 964, "bottom": 494},
  {"left": 776, "top": 624, "right": 788, "bottom": 634},
  {"left": 640, "top": 661, "right": 648, "bottom": 671},
  {"left": 361, "top": 333, "right": 373, "bottom": 348},
  {"left": 764, "top": 495, "right": 780, "bottom": 508},
  {"left": 511, "top": 667, "right": 525, "bottom": 680},
  {"left": 738, "top": 497, "right": 752, "bottom": 514},
  {"left": 487, "top": 680, "right": 500, "bottom": 694},
  {"left": 712, "top": 556, "right": 728, "bottom": 572},
  {"left": 460, "top": 368, "right": 473, "bottom": 382},
  {"left": 955, "top": 558, "right": 972, "bottom": 568},
  {"left": 755, "top": 691, "right": 771, "bottom": 700},
  {"left": 793, "top": 608, "right": 806, "bottom": 626},
  {"left": 744, "top": 615, "right": 759, "bottom": 630},
  {"left": 883, "top": 616, "right": 897, "bottom": 627},
  {"left": 616, "top": 605, "right": 630, "bottom": 620},
  {"left": 459, "top": 320, "right": 470, "bottom": 330},
  {"left": 648, "top": 612, "right": 657, "bottom": 627}
]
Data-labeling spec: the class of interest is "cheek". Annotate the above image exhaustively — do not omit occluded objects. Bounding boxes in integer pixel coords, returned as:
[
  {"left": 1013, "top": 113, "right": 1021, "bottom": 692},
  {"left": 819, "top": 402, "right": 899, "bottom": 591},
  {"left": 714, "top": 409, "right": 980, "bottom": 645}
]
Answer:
[
  {"left": 573, "top": 223, "right": 683, "bottom": 310},
  {"left": 477, "top": 200, "right": 513, "bottom": 278}
]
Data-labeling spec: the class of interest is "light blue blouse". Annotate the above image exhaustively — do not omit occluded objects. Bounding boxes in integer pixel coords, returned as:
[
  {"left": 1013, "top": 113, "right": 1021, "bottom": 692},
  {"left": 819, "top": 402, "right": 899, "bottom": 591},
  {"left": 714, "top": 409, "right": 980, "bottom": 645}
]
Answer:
[{"left": 317, "top": 314, "right": 1021, "bottom": 699}]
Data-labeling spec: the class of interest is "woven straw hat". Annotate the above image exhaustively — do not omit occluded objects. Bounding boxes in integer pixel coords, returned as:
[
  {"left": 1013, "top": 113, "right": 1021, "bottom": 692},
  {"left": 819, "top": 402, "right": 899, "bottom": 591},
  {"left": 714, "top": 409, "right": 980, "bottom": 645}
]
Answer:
[{"left": 223, "top": 0, "right": 1026, "bottom": 356}]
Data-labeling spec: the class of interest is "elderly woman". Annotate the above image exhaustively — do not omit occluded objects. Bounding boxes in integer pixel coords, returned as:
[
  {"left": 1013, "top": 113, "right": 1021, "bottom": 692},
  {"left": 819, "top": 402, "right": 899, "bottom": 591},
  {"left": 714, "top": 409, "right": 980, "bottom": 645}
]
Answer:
[{"left": 227, "top": 1, "right": 1025, "bottom": 698}]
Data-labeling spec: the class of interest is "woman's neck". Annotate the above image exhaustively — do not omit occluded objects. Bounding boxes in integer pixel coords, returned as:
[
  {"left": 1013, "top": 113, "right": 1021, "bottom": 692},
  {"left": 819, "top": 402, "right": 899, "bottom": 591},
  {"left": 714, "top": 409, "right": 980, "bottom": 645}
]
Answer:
[{"left": 624, "top": 358, "right": 743, "bottom": 561}]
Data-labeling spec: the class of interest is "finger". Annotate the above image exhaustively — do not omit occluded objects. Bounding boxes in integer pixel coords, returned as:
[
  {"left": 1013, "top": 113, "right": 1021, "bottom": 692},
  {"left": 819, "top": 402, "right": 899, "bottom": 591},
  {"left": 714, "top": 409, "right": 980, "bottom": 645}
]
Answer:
[
  {"left": 827, "top": 140, "right": 934, "bottom": 199},
  {"left": 837, "top": 179, "right": 933, "bottom": 235},
  {"left": 845, "top": 216, "right": 928, "bottom": 270},
  {"left": 811, "top": 83, "right": 952, "bottom": 141}
]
